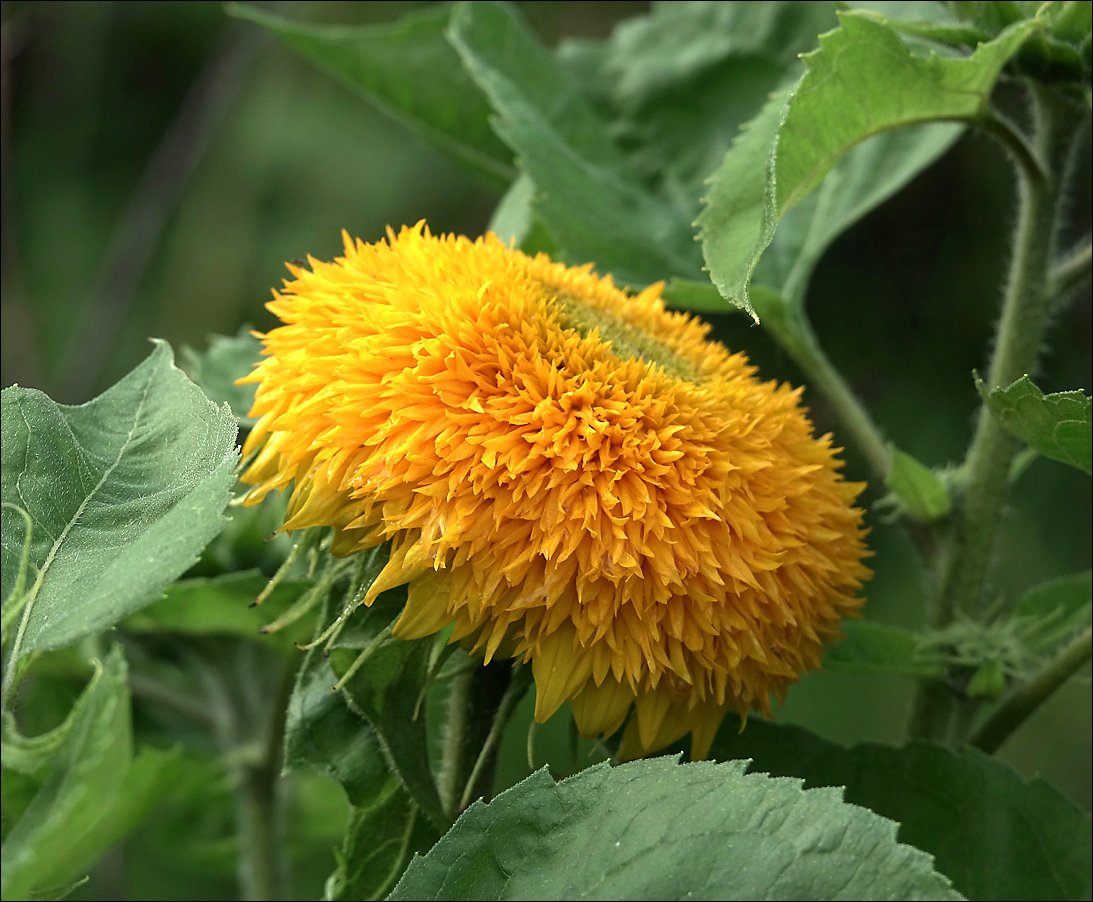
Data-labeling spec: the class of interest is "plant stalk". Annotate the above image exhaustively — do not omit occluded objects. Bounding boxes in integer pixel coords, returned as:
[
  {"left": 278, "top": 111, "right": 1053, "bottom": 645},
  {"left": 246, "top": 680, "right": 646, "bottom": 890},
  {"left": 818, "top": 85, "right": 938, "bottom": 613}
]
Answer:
[
  {"left": 908, "top": 85, "right": 1082, "bottom": 743},
  {"left": 968, "top": 626, "right": 1092, "bottom": 754}
]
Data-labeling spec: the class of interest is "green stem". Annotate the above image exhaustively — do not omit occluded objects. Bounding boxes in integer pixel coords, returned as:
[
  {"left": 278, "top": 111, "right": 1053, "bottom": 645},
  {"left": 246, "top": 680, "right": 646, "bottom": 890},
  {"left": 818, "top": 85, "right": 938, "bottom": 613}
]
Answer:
[
  {"left": 968, "top": 626, "right": 1092, "bottom": 754},
  {"left": 458, "top": 664, "right": 533, "bottom": 814},
  {"left": 908, "top": 85, "right": 1081, "bottom": 743},
  {"left": 937, "top": 92, "right": 1064, "bottom": 631},
  {"left": 234, "top": 656, "right": 295, "bottom": 902}
]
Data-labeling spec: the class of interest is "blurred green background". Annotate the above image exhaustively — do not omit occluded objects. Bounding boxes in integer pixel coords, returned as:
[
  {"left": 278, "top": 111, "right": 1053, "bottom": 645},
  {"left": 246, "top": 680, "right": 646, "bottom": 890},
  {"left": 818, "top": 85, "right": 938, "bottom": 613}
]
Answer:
[{"left": 2, "top": 0, "right": 1089, "bottom": 894}]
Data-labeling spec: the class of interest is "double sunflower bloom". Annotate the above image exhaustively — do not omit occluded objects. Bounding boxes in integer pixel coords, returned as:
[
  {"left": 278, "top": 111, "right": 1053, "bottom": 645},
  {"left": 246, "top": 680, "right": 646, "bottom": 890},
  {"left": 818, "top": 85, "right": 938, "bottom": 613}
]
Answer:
[{"left": 240, "top": 224, "right": 871, "bottom": 760}]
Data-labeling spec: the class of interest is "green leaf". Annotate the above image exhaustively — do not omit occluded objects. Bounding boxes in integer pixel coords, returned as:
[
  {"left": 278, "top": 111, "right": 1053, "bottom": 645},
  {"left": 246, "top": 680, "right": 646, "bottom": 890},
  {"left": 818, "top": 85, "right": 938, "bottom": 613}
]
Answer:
[
  {"left": 390, "top": 757, "right": 961, "bottom": 901},
  {"left": 448, "top": 0, "right": 703, "bottom": 286},
  {"left": 284, "top": 628, "right": 390, "bottom": 808},
  {"left": 754, "top": 122, "right": 963, "bottom": 307},
  {"left": 580, "top": 1, "right": 837, "bottom": 217},
  {"left": 977, "top": 374, "right": 1092, "bottom": 475},
  {"left": 120, "top": 570, "right": 314, "bottom": 651},
  {"left": 595, "top": 1, "right": 835, "bottom": 112},
  {"left": 709, "top": 718, "right": 1092, "bottom": 901},
  {"left": 699, "top": 10, "right": 1038, "bottom": 315},
  {"left": 1, "top": 341, "right": 238, "bottom": 662},
  {"left": 285, "top": 637, "right": 438, "bottom": 901},
  {"left": 326, "top": 776, "right": 439, "bottom": 902},
  {"left": 824, "top": 619, "right": 943, "bottom": 678},
  {"left": 330, "top": 625, "right": 445, "bottom": 829},
  {"left": 309, "top": 546, "right": 446, "bottom": 828},
  {"left": 660, "top": 279, "right": 733, "bottom": 313},
  {"left": 1013, "top": 570, "right": 1092, "bottom": 652},
  {"left": 696, "top": 89, "right": 789, "bottom": 321},
  {"left": 885, "top": 444, "right": 952, "bottom": 521},
  {"left": 777, "top": 12, "right": 1035, "bottom": 211},
  {"left": 181, "top": 326, "right": 263, "bottom": 427},
  {"left": 227, "top": 3, "right": 514, "bottom": 191},
  {"left": 2, "top": 646, "right": 136, "bottom": 898}
]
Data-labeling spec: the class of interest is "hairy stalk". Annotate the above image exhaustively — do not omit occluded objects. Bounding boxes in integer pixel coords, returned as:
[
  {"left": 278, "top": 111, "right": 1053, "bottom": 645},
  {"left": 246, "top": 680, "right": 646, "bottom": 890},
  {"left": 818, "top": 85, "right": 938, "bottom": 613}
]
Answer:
[
  {"left": 908, "top": 87, "right": 1083, "bottom": 742},
  {"left": 233, "top": 655, "right": 295, "bottom": 902},
  {"left": 458, "top": 665, "right": 533, "bottom": 814},
  {"left": 969, "top": 626, "right": 1092, "bottom": 754}
]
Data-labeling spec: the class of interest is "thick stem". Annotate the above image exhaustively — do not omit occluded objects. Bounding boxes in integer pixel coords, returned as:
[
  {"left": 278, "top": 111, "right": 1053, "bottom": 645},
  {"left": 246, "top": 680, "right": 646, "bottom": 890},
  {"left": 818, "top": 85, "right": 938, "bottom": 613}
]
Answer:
[
  {"left": 968, "top": 627, "right": 1092, "bottom": 754},
  {"left": 936, "top": 90, "right": 1064, "bottom": 631},
  {"left": 234, "top": 656, "right": 294, "bottom": 902},
  {"left": 458, "top": 664, "right": 532, "bottom": 814},
  {"left": 908, "top": 85, "right": 1082, "bottom": 743}
]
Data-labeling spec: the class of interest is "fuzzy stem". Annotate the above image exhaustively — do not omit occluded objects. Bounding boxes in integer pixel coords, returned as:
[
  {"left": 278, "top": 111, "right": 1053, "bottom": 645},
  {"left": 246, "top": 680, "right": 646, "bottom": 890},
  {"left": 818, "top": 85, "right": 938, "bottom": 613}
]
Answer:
[
  {"left": 908, "top": 85, "right": 1081, "bottom": 743},
  {"left": 234, "top": 656, "right": 295, "bottom": 901},
  {"left": 968, "top": 627, "right": 1092, "bottom": 754},
  {"left": 458, "top": 664, "right": 533, "bottom": 814},
  {"left": 936, "top": 89, "right": 1064, "bottom": 631}
]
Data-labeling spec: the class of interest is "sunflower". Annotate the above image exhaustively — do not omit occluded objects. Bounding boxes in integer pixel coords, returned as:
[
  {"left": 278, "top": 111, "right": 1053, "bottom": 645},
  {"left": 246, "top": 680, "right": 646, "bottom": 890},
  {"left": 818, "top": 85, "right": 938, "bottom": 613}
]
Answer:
[{"left": 240, "top": 223, "right": 871, "bottom": 760}]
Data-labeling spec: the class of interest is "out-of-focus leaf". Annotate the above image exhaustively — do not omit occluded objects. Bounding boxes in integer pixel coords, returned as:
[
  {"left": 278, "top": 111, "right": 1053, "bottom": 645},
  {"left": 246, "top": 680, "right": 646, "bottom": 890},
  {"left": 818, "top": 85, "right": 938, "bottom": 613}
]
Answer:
[
  {"left": 1, "top": 647, "right": 185, "bottom": 899},
  {"left": 448, "top": 0, "right": 702, "bottom": 286},
  {"left": 1013, "top": 570, "right": 1092, "bottom": 651},
  {"left": 885, "top": 444, "right": 952, "bottom": 521},
  {"left": 709, "top": 718, "right": 1092, "bottom": 901},
  {"left": 824, "top": 619, "right": 943, "bottom": 678},
  {"left": 487, "top": 172, "right": 536, "bottom": 248},
  {"left": 0, "top": 341, "right": 238, "bottom": 662},
  {"left": 977, "top": 374, "right": 1092, "bottom": 475},
  {"left": 120, "top": 570, "right": 313, "bottom": 651},
  {"left": 576, "top": 2, "right": 837, "bottom": 217},
  {"left": 390, "top": 757, "right": 962, "bottom": 901},
  {"left": 699, "top": 10, "right": 1037, "bottom": 316},
  {"left": 227, "top": 3, "right": 514, "bottom": 191},
  {"left": 181, "top": 326, "right": 263, "bottom": 427}
]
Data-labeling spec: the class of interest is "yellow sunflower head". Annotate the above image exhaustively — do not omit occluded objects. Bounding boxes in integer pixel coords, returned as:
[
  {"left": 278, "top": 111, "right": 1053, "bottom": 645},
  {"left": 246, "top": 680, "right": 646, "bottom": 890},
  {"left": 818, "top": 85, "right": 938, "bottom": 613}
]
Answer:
[{"left": 240, "top": 222, "right": 871, "bottom": 760}]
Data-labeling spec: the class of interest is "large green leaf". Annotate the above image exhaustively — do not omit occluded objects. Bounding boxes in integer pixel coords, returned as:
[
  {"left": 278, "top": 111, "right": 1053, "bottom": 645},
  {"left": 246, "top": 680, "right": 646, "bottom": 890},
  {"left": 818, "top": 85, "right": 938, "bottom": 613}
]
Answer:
[
  {"left": 1, "top": 341, "right": 238, "bottom": 662},
  {"left": 977, "top": 374, "right": 1092, "bottom": 475},
  {"left": 699, "top": 10, "right": 1037, "bottom": 316},
  {"left": 709, "top": 718, "right": 1092, "bottom": 901},
  {"left": 390, "top": 757, "right": 961, "bottom": 901},
  {"left": 1, "top": 646, "right": 188, "bottom": 899},
  {"left": 285, "top": 637, "right": 437, "bottom": 901},
  {"left": 448, "top": 1, "right": 703, "bottom": 286},
  {"left": 227, "top": 3, "right": 514, "bottom": 191}
]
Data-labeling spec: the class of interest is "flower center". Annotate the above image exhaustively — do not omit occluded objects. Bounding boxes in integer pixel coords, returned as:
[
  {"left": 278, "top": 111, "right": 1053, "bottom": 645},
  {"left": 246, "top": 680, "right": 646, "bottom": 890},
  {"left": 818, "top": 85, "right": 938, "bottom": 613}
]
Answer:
[{"left": 553, "top": 294, "right": 697, "bottom": 382}]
